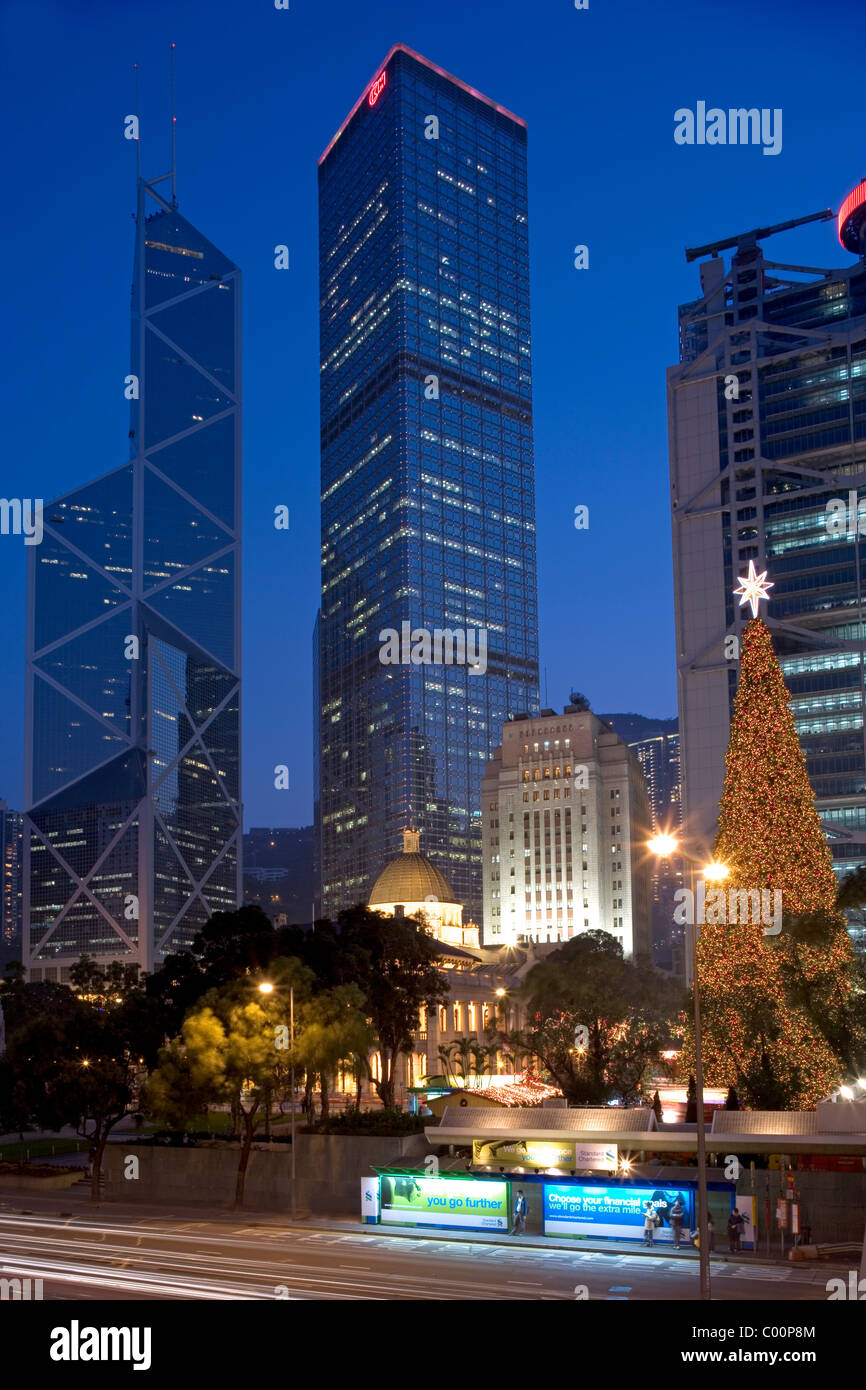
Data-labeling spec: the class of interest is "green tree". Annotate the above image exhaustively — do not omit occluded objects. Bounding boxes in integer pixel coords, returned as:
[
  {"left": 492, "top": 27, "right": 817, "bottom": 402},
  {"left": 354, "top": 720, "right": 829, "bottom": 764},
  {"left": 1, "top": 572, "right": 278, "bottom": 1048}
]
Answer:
[
  {"left": 498, "top": 931, "right": 682, "bottom": 1104},
  {"left": 142, "top": 1038, "right": 214, "bottom": 1132},
  {"left": 436, "top": 1043, "right": 457, "bottom": 1087},
  {"left": 685, "top": 1074, "right": 697, "bottom": 1124},
  {"left": 294, "top": 984, "right": 375, "bottom": 1121},
  {"left": 150, "top": 986, "right": 286, "bottom": 1208},
  {"left": 336, "top": 908, "right": 450, "bottom": 1109}
]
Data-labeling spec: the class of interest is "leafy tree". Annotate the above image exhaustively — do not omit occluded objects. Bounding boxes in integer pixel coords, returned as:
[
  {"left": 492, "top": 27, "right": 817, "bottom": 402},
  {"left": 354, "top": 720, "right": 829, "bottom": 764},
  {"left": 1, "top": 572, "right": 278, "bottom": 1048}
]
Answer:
[
  {"left": 685, "top": 1074, "right": 697, "bottom": 1124},
  {"left": 496, "top": 931, "right": 682, "bottom": 1104},
  {"left": 469, "top": 1040, "right": 490, "bottom": 1083},
  {"left": 192, "top": 906, "right": 281, "bottom": 987},
  {"left": 294, "top": 984, "right": 375, "bottom": 1120},
  {"left": 436, "top": 1043, "right": 457, "bottom": 1087},
  {"left": 141, "top": 1038, "right": 214, "bottom": 1132},
  {"left": 0, "top": 970, "right": 165, "bottom": 1199},
  {"left": 148, "top": 983, "right": 287, "bottom": 1207},
  {"left": 336, "top": 907, "right": 450, "bottom": 1109},
  {"left": 145, "top": 907, "right": 282, "bottom": 1038}
]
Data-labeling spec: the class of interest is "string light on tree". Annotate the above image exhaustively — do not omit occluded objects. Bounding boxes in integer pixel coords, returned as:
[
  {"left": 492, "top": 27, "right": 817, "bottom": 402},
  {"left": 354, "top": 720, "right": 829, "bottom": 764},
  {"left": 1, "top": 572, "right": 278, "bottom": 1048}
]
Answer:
[
  {"left": 680, "top": 616, "right": 856, "bottom": 1109},
  {"left": 733, "top": 559, "right": 774, "bottom": 618}
]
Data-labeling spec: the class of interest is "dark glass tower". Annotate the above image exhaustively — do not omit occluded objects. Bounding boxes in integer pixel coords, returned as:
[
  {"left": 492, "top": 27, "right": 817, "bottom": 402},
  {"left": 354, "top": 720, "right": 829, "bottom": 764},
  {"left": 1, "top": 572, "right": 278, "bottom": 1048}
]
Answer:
[
  {"left": 317, "top": 45, "right": 540, "bottom": 923},
  {"left": 669, "top": 186, "right": 866, "bottom": 960},
  {"left": 24, "top": 173, "right": 241, "bottom": 980}
]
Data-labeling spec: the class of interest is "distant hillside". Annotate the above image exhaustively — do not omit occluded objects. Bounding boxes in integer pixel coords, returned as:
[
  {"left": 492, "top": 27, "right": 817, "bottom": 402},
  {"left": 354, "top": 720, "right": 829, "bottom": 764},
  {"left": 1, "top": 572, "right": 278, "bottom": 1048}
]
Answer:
[{"left": 598, "top": 713, "right": 678, "bottom": 744}]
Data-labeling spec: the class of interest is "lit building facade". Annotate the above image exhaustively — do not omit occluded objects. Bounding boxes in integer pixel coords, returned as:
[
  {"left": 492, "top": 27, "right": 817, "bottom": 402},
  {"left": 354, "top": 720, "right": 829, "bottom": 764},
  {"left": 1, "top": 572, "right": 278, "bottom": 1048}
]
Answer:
[
  {"left": 316, "top": 44, "right": 540, "bottom": 926},
  {"left": 481, "top": 704, "right": 652, "bottom": 956},
  {"left": 0, "top": 801, "right": 24, "bottom": 969},
  {"left": 629, "top": 730, "right": 685, "bottom": 975},
  {"left": 24, "top": 174, "right": 241, "bottom": 980},
  {"left": 669, "top": 184, "right": 866, "bottom": 959},
  {"left": 368, "top": 827, "right": 480, "bottom": 949}
]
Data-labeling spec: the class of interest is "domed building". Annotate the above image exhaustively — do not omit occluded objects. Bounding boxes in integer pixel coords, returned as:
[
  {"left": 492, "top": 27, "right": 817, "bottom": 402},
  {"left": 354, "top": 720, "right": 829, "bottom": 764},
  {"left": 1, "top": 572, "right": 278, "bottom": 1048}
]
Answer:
[{"left": 368, "top": 828, "right": 479, "bottom": 949}]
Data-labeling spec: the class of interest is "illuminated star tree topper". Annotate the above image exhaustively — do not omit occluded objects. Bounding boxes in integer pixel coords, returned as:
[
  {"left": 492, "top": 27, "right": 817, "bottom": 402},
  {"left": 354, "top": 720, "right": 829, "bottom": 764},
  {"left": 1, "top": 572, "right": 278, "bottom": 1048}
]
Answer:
[{"left": 733, "top": 559, "right": 774, "bottom": 618}]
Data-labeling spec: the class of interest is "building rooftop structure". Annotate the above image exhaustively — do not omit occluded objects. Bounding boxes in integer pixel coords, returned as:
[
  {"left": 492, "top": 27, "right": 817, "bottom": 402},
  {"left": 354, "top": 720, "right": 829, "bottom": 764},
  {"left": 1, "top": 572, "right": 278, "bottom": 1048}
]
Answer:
[
  {"left": 369, "top": 829, "right": 458, "bottom": 910},
  {"left": 426, "top": 1100, "right": 866, "bottom": 1156}
]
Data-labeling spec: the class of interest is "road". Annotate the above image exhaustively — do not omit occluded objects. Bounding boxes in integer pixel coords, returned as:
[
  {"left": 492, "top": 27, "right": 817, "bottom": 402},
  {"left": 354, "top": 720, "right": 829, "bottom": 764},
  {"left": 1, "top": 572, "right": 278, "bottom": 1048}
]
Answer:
[{"left": 0, "top": 1211, "right": 847, "bottom": 1301}]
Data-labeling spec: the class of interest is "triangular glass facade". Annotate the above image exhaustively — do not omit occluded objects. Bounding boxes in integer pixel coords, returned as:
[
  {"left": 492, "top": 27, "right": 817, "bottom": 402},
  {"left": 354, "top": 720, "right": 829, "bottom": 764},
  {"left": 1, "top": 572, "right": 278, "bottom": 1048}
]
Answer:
[{"left": 25, "top": 188, "right": 241, "bottom": 975}]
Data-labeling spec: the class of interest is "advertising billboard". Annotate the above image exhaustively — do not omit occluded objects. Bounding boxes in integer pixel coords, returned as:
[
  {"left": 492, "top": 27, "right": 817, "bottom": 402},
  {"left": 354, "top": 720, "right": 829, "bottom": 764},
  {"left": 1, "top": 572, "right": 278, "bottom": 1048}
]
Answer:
[
  {"left": 379, "top": 1176, "right": 509, "bottom": 1230},
  {"left": 471, "top": 1140, "right": 617, "bottom": 1171},
  {"left": 472, "top": 1139, "right": 576, "bottom": 1169},
  {"left": 544, "top": 1183, "right": 694, "bottom": 1241}
]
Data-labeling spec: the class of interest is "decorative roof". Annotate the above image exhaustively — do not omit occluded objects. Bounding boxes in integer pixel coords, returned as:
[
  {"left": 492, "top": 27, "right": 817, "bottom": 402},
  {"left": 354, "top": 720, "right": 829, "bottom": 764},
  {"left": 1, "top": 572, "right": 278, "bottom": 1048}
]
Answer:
[
  {"left": 434, "top": 1106, "right": 657, "bottom": 1134},
  {"left": 368, "top": 828, "right": 459, "bottom": 907},
  {"left": 710, "top": 1111, "right": 818, "bottom": 1136}
]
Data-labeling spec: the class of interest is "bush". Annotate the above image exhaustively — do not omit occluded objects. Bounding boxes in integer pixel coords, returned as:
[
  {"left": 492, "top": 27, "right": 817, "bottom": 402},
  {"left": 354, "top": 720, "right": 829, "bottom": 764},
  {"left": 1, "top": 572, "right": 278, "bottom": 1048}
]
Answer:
[{"left": 301, "top": 1108, "right": 426, "bottom": 1137}]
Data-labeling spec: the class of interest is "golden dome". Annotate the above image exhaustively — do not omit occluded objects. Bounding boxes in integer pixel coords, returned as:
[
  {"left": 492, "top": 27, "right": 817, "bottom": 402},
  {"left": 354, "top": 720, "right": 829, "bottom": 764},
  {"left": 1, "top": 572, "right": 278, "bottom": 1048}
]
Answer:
[{"left": 369, "top": 828, "right": 459, "bottom": 907}]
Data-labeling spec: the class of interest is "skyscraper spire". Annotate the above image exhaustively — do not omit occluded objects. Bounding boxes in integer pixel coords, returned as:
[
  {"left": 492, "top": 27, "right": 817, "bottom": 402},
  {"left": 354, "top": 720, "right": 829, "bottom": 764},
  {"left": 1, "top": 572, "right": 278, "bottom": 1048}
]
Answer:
[{"left": 170, "top": 42, "right": 177, "bottom": 208}]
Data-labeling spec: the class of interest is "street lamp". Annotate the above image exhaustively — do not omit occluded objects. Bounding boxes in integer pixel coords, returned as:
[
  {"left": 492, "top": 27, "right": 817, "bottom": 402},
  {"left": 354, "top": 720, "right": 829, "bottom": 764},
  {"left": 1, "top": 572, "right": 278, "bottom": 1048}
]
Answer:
[
  {"left": 259, "top": 980, "right": 297, "bottom": 1221},
  {"left": 648, "top": 833, "right": 726, "bottom": 1302}
]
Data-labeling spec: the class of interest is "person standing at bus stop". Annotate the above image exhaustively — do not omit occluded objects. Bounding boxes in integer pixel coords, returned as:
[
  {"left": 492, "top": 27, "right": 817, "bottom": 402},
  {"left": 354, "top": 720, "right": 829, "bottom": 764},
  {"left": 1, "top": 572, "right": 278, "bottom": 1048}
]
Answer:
[
  {"left": 670, "top": 1197, "right": 685, "bottom": 1248},
  {"left": 510, "top": 1189, "right": 527, "bottom": 1235},
  {"left": 643, "top": 1201, "right": 657, "bottom": 1246}
]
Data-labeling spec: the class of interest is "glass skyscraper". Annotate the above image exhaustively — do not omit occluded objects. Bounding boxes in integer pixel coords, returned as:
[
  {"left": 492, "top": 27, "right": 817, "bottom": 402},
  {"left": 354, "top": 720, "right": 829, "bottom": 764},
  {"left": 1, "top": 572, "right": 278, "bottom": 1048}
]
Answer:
[
  {"left": 669, "top": 186, "right": 866, "bottom": 957},
  {"left": 316, "top": 45, "right": 540, "bottom": 923},
  {"left": 24, "top": 174, "right": 241, "bottom": 980},
  {"left": 0, "top": 800, "right": 24, "bottom": 969}
]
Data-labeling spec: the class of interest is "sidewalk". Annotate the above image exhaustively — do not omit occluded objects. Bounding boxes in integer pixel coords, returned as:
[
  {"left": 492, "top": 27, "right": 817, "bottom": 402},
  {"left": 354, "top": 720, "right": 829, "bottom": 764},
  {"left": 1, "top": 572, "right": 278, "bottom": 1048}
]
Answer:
[{"left": 0, "top": 1185, "right": 853, "bottom": 1272}]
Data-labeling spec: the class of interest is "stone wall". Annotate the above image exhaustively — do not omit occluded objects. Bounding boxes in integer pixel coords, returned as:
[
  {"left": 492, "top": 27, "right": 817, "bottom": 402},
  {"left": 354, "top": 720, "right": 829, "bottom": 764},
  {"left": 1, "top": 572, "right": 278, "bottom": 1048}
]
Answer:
[
  {"left": 736, "top": 1170, "right": 866, "bottom": 1246},
  {"left": 102, "top": 1132, "right": 428, "bottom": 1215}
]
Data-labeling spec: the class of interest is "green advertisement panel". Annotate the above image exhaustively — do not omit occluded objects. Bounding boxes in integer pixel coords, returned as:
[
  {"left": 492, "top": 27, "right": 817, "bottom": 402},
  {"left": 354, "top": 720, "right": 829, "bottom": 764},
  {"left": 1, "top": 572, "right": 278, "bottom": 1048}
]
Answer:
[
  {"left": 379, "top": 1175, "right": 509, "bottom": 1230},
  {"left": 472, "top": 1139, "right": 576, "bottom": 1169}
]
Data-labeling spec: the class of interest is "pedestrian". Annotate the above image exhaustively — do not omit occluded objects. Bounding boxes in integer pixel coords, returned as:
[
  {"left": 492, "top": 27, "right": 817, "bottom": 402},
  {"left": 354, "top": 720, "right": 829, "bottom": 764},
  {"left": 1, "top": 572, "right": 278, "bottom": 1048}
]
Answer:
[
  {"left": 728, "top": 1208, "right": 742, "bottom": 1254},
  {"left": 707, "top": 1214, "right": 715, "bottom": 1253},
  {"left": 510, "top": 1189, "right": 527, "bottom": 1235},
  {"left": 733, "top": 1206, "right": 750, "bottom": 1251},
  {"left": 670, "top": 1197, "right": 685, "bottom": 1248},
  {"left": 643, "top": 1200, "right": 657, "bottom": 1246}
]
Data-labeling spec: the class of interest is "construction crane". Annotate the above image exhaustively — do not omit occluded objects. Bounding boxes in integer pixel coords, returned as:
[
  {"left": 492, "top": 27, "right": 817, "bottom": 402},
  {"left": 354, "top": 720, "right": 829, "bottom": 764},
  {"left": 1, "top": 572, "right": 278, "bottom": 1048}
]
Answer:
[{"left": 685, "top": 207, "right": 834, "bottom": 263}]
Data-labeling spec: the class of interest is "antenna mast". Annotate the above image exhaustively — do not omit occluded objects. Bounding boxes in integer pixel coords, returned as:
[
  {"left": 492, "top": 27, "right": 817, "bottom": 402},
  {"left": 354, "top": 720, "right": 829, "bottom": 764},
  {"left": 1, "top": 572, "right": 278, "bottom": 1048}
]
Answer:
[
  {"left": 134, "top": 62, "right": 141, "bottom": 183},
  {"left": 170, "top": 42, "right": 177, "bottom": 207}
]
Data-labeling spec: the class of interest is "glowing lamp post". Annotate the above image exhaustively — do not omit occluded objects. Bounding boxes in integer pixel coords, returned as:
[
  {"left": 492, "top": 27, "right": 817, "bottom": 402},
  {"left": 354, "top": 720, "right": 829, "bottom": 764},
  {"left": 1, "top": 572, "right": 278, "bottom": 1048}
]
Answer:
[
  {"left": 648, "top": 833, "right": 727, "bottom": 1301},
  {"left": 259, "top": 980, "right": 296, "bottom": 1221}
]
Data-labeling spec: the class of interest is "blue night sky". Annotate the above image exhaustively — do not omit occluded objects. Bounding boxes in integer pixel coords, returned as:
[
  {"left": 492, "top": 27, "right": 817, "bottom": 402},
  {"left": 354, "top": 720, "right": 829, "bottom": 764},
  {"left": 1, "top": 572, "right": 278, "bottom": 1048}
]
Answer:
[{"left": 1, "top": 0, "right": 863, "bottom": 829}]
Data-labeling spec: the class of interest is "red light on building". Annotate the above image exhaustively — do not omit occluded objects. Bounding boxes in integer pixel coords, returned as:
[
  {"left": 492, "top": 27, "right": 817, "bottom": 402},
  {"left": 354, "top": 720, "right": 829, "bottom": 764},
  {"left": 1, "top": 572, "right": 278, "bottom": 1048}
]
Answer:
[
  {"left": 838, "top": 179, "right": 866, "bottom": 253},
  {"left": 369, "top": 71, "right": 387, "bottom": 107}
]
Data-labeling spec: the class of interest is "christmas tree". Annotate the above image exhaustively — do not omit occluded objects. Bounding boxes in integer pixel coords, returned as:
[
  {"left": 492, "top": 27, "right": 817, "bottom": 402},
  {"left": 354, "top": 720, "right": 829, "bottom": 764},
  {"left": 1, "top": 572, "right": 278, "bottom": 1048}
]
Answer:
[
  {"left": 714, "top": 618, "right": 840, "bottom": 914},
  {"left": 687, "top": 618, "right": 855, "bottom": 1108}
]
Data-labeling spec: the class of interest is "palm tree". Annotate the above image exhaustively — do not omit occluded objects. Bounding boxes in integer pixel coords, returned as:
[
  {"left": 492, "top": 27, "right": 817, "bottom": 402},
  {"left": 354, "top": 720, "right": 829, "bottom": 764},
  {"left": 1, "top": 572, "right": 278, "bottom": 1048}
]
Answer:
[
  {"left": 436, "top": 1043, "right": 456, "bottom": 1087},
  {"left": 453, "top": 1036, "right": 473, "bottom": 1084},
  {"left": 469, "top": 1041, "right": 490, "bottom": 1088}
]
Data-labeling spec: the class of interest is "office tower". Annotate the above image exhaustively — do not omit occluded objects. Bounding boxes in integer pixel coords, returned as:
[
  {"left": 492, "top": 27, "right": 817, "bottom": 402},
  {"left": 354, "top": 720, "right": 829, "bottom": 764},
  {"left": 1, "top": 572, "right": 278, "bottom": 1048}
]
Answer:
[
  {"left": 480, "top": 703, "right": 652, "bottom": 956},
  {"left": 0, "top": 801, "right": 24, "bottom": 968},
  {"left": 243, "top": 826, "right": 315, "bottom": 925},
  {"left": 316, "top": 44, "right": 540, "bottom": 923},
  {"left": 627, "top": 728, "right": 684, "bottom": 975},
  {"left": 24, "top": 171, "right": 241, "bottom": 981},
  {"left": 669, "top": 185, "right": 866, "bottom": 963}
]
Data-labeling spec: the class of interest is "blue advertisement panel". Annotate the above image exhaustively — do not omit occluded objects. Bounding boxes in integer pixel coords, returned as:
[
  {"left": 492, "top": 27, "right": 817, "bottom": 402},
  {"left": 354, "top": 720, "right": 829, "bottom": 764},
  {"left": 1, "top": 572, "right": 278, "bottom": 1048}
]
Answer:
[{"left": 544, "top": 1183, "right": 695, "bottom": 1241}]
